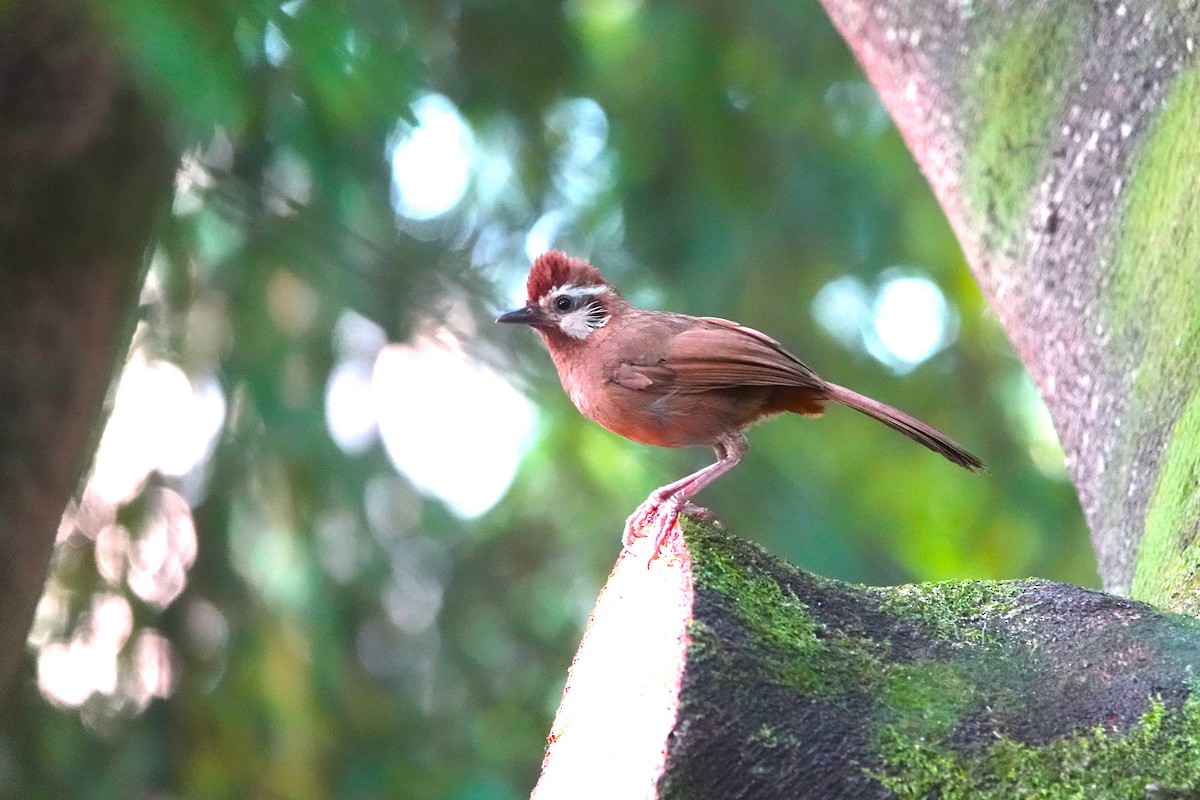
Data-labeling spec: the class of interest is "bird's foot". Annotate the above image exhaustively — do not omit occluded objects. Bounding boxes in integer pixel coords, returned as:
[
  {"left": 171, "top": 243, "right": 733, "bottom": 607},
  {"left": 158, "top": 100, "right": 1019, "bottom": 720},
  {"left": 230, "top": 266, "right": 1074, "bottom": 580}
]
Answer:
[
  {"left": 623, "top": 503, "right": 657, "bottom": 546},
  {"left": 649, "top": 501, "right": 683, "bottom": 558},
  {"left": 623, "top": 488, "right": 674, "bottom": 546},
  {"left": 622, "top": 497, "right": 685, "bottom": 562}
]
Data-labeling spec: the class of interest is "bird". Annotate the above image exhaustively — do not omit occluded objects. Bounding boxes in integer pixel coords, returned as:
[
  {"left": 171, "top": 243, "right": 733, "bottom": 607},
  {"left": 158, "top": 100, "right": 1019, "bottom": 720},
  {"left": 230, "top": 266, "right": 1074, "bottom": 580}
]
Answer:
[{"left": 498, "top": 251, "right": 984, "bottom": 556}]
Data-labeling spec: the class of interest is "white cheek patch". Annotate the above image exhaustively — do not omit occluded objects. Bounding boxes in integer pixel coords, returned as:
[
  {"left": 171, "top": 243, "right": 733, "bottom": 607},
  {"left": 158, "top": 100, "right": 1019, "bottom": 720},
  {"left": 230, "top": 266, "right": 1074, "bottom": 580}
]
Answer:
[
  {"left": 558, "top": 308, "right": 609, "bottom": 339},
  {"left": 538, "top": 284, "right": 613, "bottom": 340}
]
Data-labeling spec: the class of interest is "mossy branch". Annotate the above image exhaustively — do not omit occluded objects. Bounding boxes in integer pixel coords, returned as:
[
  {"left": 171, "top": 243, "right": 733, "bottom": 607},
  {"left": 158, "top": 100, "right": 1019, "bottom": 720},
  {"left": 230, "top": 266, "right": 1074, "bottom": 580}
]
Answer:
[{"left": 535, "top": 518, "right": 1200, "bottom": 799}]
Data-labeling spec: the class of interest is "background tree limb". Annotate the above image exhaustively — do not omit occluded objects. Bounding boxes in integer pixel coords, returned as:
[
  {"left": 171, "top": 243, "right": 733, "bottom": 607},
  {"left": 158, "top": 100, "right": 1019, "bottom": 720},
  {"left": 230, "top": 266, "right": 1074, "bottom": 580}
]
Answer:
[{"left": 0, "top": 1, "right": 175, "bottom": 699}]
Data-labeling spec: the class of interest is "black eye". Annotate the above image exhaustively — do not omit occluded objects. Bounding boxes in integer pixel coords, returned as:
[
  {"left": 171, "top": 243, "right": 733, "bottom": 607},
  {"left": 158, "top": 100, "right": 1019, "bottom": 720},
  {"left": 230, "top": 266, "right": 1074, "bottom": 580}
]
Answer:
[{"left": 554, "top": 295, "right": 574, "bottom": 312}]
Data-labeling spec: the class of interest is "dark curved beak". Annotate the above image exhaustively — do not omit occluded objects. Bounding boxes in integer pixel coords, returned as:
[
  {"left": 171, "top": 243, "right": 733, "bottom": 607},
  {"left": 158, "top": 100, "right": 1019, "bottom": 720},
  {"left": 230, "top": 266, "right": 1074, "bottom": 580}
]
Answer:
[{"left": 496, "top": 306, "right": 546, "bottom": 326}]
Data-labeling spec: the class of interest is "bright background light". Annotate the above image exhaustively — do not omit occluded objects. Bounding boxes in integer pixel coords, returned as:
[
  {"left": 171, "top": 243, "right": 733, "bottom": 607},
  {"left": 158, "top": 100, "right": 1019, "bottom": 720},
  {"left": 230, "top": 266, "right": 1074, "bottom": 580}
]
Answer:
[
  {"left": 812, "top": 271, "right": 955, "bottom": 375},
  {"left": 811, "top": 276, "right": 870, "bottom": 349},
  {"left": 868, "top": 274, "right": 953, "bottom": 372},
  {"left": 389, "top": 94, "right": 475, "bottom": 220},
  {"left": 35, "top": 328, "right": 216, "bottom": 711},
  {"left": 321, "top": 308, "right": 539, "bottom": 519},
  {"left": 371, "top": 334, "right": 538, "bottom": 519},
  {"left": 89, "top": 345, "right": 226, "bottom": 505}
]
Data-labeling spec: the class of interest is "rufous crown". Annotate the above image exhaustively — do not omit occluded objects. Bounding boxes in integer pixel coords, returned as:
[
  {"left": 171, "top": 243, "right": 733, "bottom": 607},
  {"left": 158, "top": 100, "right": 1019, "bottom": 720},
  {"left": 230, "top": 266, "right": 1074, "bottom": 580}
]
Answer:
[{"left": 526, "top": 251, "right": 612, "bottom": 302}]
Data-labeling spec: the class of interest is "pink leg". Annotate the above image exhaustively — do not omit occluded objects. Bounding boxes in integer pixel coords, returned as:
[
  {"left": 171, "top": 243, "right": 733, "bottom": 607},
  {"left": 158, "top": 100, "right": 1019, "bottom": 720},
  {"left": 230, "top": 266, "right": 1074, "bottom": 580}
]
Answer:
[{"left": 624, "top": 433, "right": 747, "bottom": 556}]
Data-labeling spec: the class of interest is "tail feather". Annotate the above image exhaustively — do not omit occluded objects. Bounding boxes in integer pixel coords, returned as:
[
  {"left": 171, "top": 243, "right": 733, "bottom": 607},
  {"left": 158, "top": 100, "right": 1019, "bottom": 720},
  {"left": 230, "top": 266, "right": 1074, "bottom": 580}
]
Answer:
[{"left": 825, "top": 383, "right": 985, "bottom": 472}]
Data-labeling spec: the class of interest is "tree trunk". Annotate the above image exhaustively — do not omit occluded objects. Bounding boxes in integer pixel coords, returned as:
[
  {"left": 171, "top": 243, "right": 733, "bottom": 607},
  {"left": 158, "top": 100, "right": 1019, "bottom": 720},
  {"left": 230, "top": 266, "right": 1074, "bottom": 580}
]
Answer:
[
  {"left": 0, "top": 2, "right": 176, "bottom": 699},
  {"left": 816, "top": 0, "right": 1200, "bottom": 611}
]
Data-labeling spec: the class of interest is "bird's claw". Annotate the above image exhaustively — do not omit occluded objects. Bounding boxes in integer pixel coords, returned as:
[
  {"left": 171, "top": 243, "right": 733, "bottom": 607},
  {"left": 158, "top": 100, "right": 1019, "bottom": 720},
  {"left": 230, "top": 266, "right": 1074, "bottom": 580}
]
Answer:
[
  {"left": 650, "top": 505, "right": 681, "bottom": 555},
  {"left": 623, "top": 492, "right": 685, "bottom": 559},
  {"left": 623, "top": 487, "right": 671, "bottom": 546},
  {"left": 623, "top": 501, "right": 659, "bottom": 547}
]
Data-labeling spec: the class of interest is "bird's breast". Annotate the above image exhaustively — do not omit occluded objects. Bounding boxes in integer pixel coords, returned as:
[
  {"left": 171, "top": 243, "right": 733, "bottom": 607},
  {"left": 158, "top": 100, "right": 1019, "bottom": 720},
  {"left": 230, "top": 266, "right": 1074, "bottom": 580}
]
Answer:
[{"left": 555, "top": 354, "right": 770, "bottom": 448}]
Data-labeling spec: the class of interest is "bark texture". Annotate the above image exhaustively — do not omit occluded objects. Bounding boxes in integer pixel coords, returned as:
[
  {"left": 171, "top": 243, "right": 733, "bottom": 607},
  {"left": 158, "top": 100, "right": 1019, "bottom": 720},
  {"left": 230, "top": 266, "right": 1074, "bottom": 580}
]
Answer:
[
  {"left": 0, "top": 2, "right": 175, "bottom": 699},
  {"left": 817, "top": 1, "right": 1200, "bottom": 609},
  {"left": 536, "top": 518, "right": 1200, "bottom": 799}
]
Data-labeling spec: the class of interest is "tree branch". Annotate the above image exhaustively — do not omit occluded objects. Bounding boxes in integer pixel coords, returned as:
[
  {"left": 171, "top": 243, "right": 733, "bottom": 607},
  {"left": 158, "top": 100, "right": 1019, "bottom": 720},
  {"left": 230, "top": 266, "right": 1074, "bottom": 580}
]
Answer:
[{"left": 534, "top": 518, "right": 1200, "bottom": 798}]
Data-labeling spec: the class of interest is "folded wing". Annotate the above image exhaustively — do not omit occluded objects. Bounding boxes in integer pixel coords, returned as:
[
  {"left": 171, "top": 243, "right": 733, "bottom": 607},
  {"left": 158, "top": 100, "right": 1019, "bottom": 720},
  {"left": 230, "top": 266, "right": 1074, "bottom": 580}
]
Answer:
[{"left": 613, "top": 317, "right": 826, "bottom": 395}]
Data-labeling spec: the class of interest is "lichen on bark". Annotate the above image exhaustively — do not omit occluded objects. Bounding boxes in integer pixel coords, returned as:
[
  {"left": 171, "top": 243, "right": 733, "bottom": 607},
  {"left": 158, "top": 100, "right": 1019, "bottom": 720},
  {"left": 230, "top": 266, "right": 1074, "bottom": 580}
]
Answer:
[{"left": 960, "top": 5, "right": 1083, "bottom": 253}]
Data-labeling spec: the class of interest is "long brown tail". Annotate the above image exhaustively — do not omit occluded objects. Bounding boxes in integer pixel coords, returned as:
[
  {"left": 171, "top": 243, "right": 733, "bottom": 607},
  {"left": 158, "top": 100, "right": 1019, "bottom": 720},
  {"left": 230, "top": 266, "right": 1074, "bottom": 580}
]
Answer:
[{"left": 825, "top": 383, "right": 985, "bottom": 472}]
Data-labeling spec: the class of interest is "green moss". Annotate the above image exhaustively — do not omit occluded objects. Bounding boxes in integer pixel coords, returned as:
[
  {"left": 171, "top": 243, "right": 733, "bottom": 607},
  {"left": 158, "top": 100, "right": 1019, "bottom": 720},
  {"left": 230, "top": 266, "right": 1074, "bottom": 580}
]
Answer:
[
  {"left": 1133, "top": 391, "right": 1200, "bottom": 611},
  {"left": 681, "top": 521, "right": 1200, "bottom": 795},
  {"left": 871, "top": 693, "right": 1200, "bottom": 799},
  {"left": 751, "top": 724, "right": 779, "bottom": 749},
  {"left": 681, "top": 521, "right": 1028, "bottom": 722},
  {"left": 961, "top": 9, "right": 1081, "bottom": 249},
  {"left": 680, "top": 521, "right": 1200, "bottom": 795},
  {"left": 879, "top": 662, "right": 977, "bottom": 742},
  {"left": 873, "top": 580, "right": 1025, "bottom": 645},
  {"left": 1111, "top": 63, "right": 1200, "bottom": 611},
  {"left": 684, "top": 519, "right": 822, "bottom": 693},
  {"left": 683, "top": 519, "right": 887, "bottom": 694},
  {"left": 682, "top": 522, "right": 1030, "bottom": 703}
]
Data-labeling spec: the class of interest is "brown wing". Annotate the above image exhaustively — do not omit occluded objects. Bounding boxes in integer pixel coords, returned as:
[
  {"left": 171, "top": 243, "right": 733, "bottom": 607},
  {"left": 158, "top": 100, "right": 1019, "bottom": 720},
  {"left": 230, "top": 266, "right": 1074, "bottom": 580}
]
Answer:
[
  {"left": 612, "top": 317, "right": 826, "bottom": 395},
  {"left": 606, "top": 316, "right": 983, "bottom": 468}
]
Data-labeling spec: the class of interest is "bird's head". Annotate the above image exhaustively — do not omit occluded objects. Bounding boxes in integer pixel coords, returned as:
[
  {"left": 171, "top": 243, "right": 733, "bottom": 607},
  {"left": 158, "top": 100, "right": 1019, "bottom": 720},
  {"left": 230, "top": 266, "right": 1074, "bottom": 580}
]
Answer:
[{"left": 496, "top": 251, "right": 622, "bottom": 343}]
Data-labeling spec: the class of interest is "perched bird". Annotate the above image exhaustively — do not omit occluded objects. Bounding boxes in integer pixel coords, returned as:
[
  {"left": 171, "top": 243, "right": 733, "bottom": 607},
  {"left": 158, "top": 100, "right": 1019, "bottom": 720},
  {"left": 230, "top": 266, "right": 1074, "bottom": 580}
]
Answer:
[{"left": 498, "top": 251, "right": 983, "bottom": 555}]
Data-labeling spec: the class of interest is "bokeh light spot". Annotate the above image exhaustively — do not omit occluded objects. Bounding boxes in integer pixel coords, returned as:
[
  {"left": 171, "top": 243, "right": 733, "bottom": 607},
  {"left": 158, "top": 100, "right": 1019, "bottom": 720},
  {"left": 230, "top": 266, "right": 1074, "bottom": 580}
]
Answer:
[
  {"left": 546, "top": 97, "right": 612, "bottom": 205},
  {"left": 389, "top": 94, "right": 475, "bottom": 220},
  {"left": 372, "top": 336, "right": 537, "bottom": 519},
  {"left": 37, "top": 593, "right": 133, "bottom": 708},
  {"left": 824, "top": 81, "right": 890, "bottom": 140},
  {"left": 90, "top": 348, "right": 226, "bottom": 504},
  {"left": 326, "top": 360, "right": 379, "bottom": 454},
  {"left": 812, "top": 275, "right": 871, "bottom": 349},
  {"left": 868, "top": 274, "right": 953, "bottom": 372},
  {"left": 127, "top": 489, "right": 198, "bottom": 609},
  {"left": 130, "top": 629, "right": 175, "bottom": 708},
  {"left": 326, "top": 311, "right": 390, "bottom": 454}
]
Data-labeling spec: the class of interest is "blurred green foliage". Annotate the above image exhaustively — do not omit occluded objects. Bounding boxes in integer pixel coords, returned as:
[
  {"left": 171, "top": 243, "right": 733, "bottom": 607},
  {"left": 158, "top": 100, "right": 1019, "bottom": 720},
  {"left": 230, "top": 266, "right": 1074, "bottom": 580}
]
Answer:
[{"left": 4, "top": 1, "right": 1092, "bottom": 798}]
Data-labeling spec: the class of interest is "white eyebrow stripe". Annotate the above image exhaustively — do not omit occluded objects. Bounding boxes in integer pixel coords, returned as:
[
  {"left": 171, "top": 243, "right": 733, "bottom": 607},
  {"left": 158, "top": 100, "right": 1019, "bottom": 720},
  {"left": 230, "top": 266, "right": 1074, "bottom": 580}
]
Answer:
[
  {"left": 539, "top": 284, "right": 611, "bottom": 304},
  {"left": 563, "top": 284, "right": 611, "bottom": 297}
]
